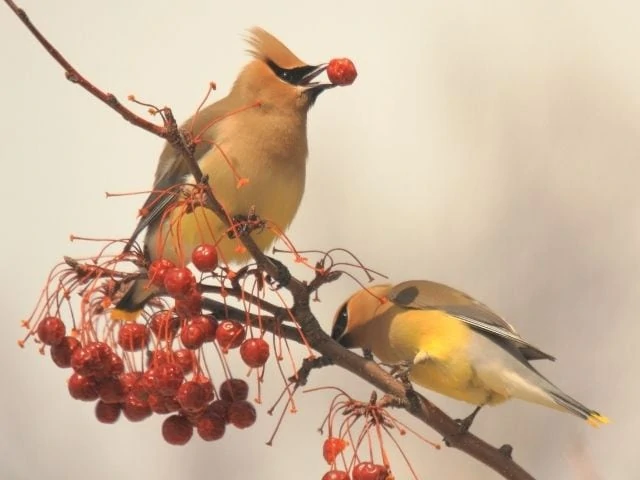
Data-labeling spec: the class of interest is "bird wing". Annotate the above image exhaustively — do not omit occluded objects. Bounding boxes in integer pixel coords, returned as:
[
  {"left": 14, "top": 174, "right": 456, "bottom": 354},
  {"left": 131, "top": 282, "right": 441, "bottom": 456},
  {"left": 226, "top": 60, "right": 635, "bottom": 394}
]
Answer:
[
  {"left": 387, "top": 280, "right": 556, "bottom": 361},
  {"left": 123, "top": 98, "right": 236, "bottom": 252}
]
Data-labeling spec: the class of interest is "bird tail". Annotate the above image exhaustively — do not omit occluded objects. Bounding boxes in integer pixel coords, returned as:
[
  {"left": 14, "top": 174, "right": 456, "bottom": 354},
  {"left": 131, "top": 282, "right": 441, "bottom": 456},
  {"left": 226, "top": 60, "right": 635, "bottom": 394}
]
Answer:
[
  {"left": 110, "top": 279, "right": 158, "bottom": 322},
  {"left": 548, "top": 390, "right": 610, "bottom": 427}
]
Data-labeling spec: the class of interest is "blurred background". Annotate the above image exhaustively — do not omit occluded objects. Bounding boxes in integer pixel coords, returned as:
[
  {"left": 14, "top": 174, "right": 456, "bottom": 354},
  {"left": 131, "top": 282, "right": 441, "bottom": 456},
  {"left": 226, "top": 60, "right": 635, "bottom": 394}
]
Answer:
[{"left": 1, "top": 1, "right": 638, "bottom": 478}]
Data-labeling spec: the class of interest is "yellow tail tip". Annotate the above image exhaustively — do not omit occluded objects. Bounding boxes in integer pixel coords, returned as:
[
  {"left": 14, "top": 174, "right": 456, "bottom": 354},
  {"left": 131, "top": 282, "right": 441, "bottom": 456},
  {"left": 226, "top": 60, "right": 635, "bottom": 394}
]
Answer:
[
  {"left": 110, "top": 308, "right": 142, "bottom": 322},
  {"left": 587, "top": 413, "right": 610, "bottom": 427}
]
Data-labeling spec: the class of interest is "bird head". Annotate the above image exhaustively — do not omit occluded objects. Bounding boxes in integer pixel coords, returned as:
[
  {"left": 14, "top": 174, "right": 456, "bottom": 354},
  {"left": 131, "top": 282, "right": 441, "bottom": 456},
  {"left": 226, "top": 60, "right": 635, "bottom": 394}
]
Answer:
[
  {"left": 331, "top": 284, "right": 393, "bottom": 348},
  {"left": 232, "top": 27, "right": 336, "bottom": 113}
]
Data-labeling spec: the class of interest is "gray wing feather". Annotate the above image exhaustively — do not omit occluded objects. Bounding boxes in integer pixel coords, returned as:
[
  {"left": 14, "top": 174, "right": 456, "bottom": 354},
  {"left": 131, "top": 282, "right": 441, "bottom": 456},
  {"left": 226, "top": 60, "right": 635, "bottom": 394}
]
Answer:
[
  {"left": 388, "top": 280, "right": 556, "bottom": 362},
  {"left": 122, "top": 119, "right": 218, "bottom": 253}
]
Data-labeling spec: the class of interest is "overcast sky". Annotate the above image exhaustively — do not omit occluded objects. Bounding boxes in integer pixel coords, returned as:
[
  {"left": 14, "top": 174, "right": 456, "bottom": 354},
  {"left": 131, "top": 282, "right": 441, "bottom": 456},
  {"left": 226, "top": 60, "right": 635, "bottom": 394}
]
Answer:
[{"left": 1, "top": 1, "right": 638, "bottom": 479}]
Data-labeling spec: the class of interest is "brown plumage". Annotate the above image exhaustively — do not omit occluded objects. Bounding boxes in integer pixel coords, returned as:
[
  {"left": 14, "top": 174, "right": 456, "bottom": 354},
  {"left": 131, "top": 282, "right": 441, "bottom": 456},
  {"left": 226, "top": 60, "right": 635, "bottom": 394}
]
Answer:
[{"left": 112, "top": 28, "right": 337, "bottom": 320}]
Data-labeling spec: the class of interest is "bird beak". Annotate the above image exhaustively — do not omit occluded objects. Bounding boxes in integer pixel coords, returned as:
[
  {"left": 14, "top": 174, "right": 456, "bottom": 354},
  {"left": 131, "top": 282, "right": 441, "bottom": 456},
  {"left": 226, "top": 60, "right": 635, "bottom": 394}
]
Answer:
[
  {"left": 300, "top": 63, "right": 336, "bottom": 103},
  {"left": 300, "top": 63, "right": 336, "bottom": 92}
]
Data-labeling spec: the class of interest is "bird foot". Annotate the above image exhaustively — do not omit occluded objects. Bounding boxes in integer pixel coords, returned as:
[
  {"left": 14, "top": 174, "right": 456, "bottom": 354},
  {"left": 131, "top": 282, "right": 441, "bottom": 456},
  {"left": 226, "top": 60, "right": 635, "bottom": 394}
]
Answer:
[
  {"left": 444, "top": 406, "right": 482, "bottom": 446},
  {"left": 384, "top": 360, "right": 412, "bottom": 381},
  {"left": 455, "top": 405, "right": 482, "bottom": 433},
  {"left": 227, "top": 211, "right": 265, "bottom": 239},
  {"left": 380, "top": 360, "right": 415, "bottom": 392},
  {"left": 362, "top": 348, "right": 374, "bottom": 361}
]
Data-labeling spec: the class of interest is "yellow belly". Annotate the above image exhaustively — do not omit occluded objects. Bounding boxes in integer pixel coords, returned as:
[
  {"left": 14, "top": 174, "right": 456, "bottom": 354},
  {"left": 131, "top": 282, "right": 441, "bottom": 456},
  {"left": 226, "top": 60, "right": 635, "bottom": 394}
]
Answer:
[
  {"left": 375, "top": 308, "right": 505, "bottom": 406},
  {"left": 150, "top": 144, "right": 305, "bottom": 267}
]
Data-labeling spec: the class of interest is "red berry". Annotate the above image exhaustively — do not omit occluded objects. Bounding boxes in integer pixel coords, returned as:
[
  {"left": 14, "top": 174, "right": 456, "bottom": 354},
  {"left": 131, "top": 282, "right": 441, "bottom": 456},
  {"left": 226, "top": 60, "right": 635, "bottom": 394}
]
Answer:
[
  {"left": 148, "top": 393, "right": 180, "bottom": 414},
  {"left": 95, "top": 400, "right": 121, "bottom": 424},
  {"left": 148, "top": 394, "right": 170, "bottom": 414},
  {"left": 71, "top": 341, "right": 112, "bottom": 377},
  {"left": 155, "top": 363, "right": 184, "bottom": 396},
  {"left": 194, "top": 375, "right": 215, "bottom": 403},
  {"left": 207, "top": 400, "right": 230, "bottom": 424},
  {"left": 50, "top": 336, "right": 80, "bottom": 368},
  {"left": 98, "top": 377, "right": 125, "bottom": 404},
  {"left": 163, "top": 267, "right": 195, "bottom": 298},
  {"left": 189, "top": 315, "right": 217, "bottom": 342},
  {"left": 351, "top": 463, "right": 389, "bottom": 480},
  {"left": 175, "top": 288, "right": 203, "bottom": 317},
  {"left": 240, "top": 338, "right": 270, "bottom": 368},
  {"left": 219, "top": 378, "right": 249, "bottom": 402},
  {"left": 327, "top": 58, "right": 358, "bottom": 86},
  {"left": 68, "top": 373, "right": 99, "bottom": 401},
  {"left": 147, "top": 349, "right": 171, "bottom": 368},
  {"left": 215, "top": 320, "right": 246, "bottom": 351},
  {"left": 132, "top": 368, "right": 158, "bottom": 401},
  {"left": 149, "top": 311, "right": 180, "bottom": 339},
  {"left": 162, "top": 415, "right": 193, "bottom": 445},
  {"left": 117, "top": 322, "right": 150, "bottom": 351},
  {"left": 148, "top": 258, "right": 175, "bottom": 287},
  {"left": 227, "top": 400, "right": 256, "bottom": 429},
  {"left": 119, "top": 371, "right": 142, "bottom": 395},
  {"left": 196, "top": 411, "right": 226, "bottom": 441},
  {"left": 106, "top": 353, "right": 125, "bottom": 376},
  {"left": 173, "top": 348, "right": 196, "bottom": 374},
  {"left": 37, "top": 316, "right": 66, "bottom": 346},
  {"left": 176, "top": 381, "right": 207, "bottom": 412},
  {"left": 322, "top": 471, "right": 351, "bottom": 480},
  {"left": 122, "top": 393, "right": 152, "bottom": 422},
  {"left": 180, "top": 321, "right": 206, "bottom": 349},
  {"left": 323, "top": 437, "right": 348, "bottom": 464},
  {"left": 165, "top": 395, "right": 182, "bottom": 412},
  {"left": 191, "top": 244, "right": 219, "bottom": 272}
]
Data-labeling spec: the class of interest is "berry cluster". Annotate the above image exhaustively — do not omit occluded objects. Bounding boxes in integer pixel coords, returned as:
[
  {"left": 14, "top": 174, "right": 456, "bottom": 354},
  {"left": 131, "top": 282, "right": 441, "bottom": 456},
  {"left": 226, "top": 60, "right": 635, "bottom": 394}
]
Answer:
[
  {"left": 23, "top": 242, "right": 274, "bottom": 445},
  {"left": 315, "top": 389, "right": 441, "bottom": 480}
]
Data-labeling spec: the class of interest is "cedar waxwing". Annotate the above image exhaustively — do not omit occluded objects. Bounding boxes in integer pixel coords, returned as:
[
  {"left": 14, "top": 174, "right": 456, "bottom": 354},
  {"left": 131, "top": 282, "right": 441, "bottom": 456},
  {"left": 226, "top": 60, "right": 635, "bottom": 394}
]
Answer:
[
  {"left": 112, "top": 28, "right": 338, "bottom": 320},
  {"left": 331, "top": 280, "right": 609, "bottom": 427}
]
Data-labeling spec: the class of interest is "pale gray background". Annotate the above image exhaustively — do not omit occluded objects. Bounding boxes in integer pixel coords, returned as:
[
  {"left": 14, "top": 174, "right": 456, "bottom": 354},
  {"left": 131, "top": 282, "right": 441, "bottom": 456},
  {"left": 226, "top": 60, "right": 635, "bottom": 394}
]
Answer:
[{"left": 0, "top": 1, "right": 637, "bottom": 479}]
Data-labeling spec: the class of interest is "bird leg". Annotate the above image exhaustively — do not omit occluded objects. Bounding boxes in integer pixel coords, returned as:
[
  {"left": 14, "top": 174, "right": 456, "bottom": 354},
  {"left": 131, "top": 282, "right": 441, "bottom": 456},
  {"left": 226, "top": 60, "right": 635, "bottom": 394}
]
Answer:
[
  {"left": 455, "top": 405, "right": 482, "bottom": 433},
  {"left": 442, "top": 405, "right": 483, "bottom": 447},
  {"left": 361, "top": 348, "right": 374, "bottom": 361}
]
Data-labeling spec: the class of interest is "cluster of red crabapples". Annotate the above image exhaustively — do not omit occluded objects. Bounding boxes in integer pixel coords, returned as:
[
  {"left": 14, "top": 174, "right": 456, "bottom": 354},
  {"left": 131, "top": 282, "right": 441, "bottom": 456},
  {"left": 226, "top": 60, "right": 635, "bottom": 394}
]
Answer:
[
  {"left": 321, "top": 437, "right": 392, "bottom": 480},
  {"left": 27, "top": 243, "right": 272, "bottom": 445},
  {"left": 315, "top": 389, "right": 440, "bottom": 480}
]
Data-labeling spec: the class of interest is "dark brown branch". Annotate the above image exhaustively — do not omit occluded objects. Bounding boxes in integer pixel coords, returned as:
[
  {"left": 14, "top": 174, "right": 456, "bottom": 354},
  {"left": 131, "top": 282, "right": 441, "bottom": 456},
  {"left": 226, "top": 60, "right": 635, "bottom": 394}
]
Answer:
[
  {"left": 201, "top": 297, "right": 301, "bottom": 344},
  {"left": 3, "top": 2, "right": 535, "bottom": 479},
  {"left": 199, "top": 283, "right": 286, "bottom": 317}
]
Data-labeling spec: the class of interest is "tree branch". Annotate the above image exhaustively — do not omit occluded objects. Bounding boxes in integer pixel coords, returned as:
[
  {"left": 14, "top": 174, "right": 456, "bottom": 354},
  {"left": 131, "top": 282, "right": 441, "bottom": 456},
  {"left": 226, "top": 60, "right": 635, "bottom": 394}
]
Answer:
[{"left": 4, "top": 1, "right": 535, "bottom": 479}]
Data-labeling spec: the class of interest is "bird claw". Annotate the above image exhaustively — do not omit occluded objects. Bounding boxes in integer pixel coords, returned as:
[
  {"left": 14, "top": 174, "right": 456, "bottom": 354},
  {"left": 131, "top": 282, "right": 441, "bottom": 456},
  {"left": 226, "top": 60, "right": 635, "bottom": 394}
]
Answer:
[
  {"left": 227, "top": 212, "right": 265, "bottom": 239},
  {"left": 380, "top": 360, "right": 415, "bottom": 391},
  {"left": 385, "top": 360, "right": 412, "bottom": 381},
  {"left": 444, "top": 406, "right": 482, "bottom": 446}
]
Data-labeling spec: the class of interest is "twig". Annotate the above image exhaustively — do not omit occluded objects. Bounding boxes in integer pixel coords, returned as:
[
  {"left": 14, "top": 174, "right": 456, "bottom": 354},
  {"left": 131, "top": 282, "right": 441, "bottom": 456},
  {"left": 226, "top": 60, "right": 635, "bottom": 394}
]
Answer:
[{"left": 201, "top": 297, "right": 301, "bottom": 344}]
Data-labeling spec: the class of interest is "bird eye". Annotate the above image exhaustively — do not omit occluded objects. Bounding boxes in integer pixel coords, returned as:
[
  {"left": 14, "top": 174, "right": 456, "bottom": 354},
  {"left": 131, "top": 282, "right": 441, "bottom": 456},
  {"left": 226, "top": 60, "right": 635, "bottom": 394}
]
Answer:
[
  {"left": 331, "top": 303, "right": 349, "bottom": 341},
  {"left": 266, "top": 60, "right": 317, "bottom": 86}
]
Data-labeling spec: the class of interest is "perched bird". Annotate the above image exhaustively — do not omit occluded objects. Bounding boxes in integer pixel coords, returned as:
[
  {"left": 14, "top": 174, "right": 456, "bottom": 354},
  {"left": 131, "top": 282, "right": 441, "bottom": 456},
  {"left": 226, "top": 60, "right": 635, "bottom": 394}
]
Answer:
[
  {"left": 112, "top": 28, "right": 338, "bottom": 320},
  {"left": 331, "top": 280, "right": 609, "bottom": 427}
]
